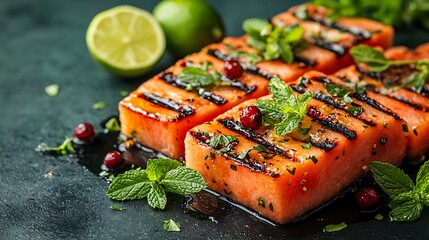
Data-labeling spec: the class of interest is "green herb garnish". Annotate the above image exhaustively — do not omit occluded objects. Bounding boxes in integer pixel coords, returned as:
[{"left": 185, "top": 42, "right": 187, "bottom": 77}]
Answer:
[
  {"left": 324, "top": 222, "right": 348, "bottom": 232},
  {"left": 255, "top": 77, "right": 313, "bottom": 136},
  {"left": 243, "top": 18, "right": 305, "bottom": 63},
  {"left": 107, "top": 159, "right": 206, "bottom": 209},
  {"left": 110, "top": 205, "right": 126, "bottom": 211},
  {"left": 120, "top": 90, "right": 129, "bottom": 97},
  {"left": 350, "top": 45, "right": 429, "bottom": 93},
  {"left": 93, "top": 101, "right": 106, "bottom": 110},
  {"left": 348, "top": 107, "right": 363, "bottom": 116},
  {"left": 374, "top": 213, "right": 384, "bottom": 220},
  {"left": 163, "top": 219, "right": 181, "bottom": 232},
  {"left": 177, "top": 65, "right": 229, "bottom": 91},
  {"left": 35, "top": 136, "right": 76, "bottom": 155},
  {"left": 105, "top": 118, "right": 121, "bottom": 132},
  {"left": 45, "top": 84, "right": 59, "bottom": 97},
  {"left": 324, "top": 83, "right": 353, "bottom": 103},
  {"left": 370, "top": 161, "right": 429, "bottom": 222},
  {"left": 210, "top": 134, "right": 238, "bottom": 154}
]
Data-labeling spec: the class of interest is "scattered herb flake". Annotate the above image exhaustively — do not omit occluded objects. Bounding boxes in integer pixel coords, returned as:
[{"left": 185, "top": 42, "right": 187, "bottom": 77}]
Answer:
[
  {"left": 163, "top": 219, "right": 181, "bottom": 232},
  {"left": 269, "top": 203, "right": 274, "bottom": 211},
  {"left": 105, "top": 118, "right": 121, "bottom": 132},
  {"left": 307, "top": 155, "right": 318, "bottom": 164},
  {"left": 402, "top": 124, "right": 409, "bottom": 132},
  {"left": 324, "top": 222, "right": 347, "bottom": 232},
  {"left": 287, "top": 167, "right": 296, "bottom": 175},
  {"left": 120, "top": 90, "right": 129, "bottom": 97},
  {"left": 348, "top": 107, "right": 363, "bottom": 116},
  {"left": 298, "top": 125, "right": 312, "bottom": 135},
  {"left": 374, "top": 214, "right": 384, "bottom": 221},
  {"left": 45, "top": 84, "right": 59, "bottom": 97},
  {"left": 413, "top": 128, "right": 418, "bottom": 136},
  {"left": 301, "top": 142, "right": 312, "bottom": 149},
  {"left": 230, "top": 164, "right": 237, "bottom": 171},
  {"left": 35, "top": 136, "right": 76, "bottom": 155},
  {"left": 258, "top": 198, "right": 265, "bottom": 207},
  {"left": 93, "top": 101, "right": 106, "bottom": 110},
  {"left": 110, "top": 205, "right": 126, "bottom": 211}
]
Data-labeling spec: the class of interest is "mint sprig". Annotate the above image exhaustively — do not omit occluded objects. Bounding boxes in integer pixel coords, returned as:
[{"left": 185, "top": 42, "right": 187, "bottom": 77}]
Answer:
[
  {"left": 350, "top": 45, "right": 429, "bottom": 93},
  {"left": 255, "top": 77, "right": 312, "bottom": 136},
  {"left": 243, "top": 18, "right": 305, "bottom": 63},
  {"left": 370, "top": 161, "right": 429, "bottom": 222},
  {"left": 163, "top": 219, "right": 181, "bottom": 232},
  {"left": 107, "top": 159, "right": 206, "bottom": 209},
  {"left": 35, "top": 136, "right": 76, "bottom": 155}
]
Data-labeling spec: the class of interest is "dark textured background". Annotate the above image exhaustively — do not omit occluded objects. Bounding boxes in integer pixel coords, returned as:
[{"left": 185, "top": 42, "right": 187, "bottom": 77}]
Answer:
[{"left": 1, "top": 0, "right": 429, "bottom": 239}]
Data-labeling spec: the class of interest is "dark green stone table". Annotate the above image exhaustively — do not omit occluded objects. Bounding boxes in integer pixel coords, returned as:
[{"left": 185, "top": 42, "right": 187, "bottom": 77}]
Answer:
[{"left": 1, "top": 0, "right": 428, "bottom": 239}]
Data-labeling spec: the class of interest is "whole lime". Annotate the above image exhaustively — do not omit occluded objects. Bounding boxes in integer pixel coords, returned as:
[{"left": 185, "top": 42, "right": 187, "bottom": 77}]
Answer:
[{"left": 153, "top": 0, "right": 224, "bottom": 58}]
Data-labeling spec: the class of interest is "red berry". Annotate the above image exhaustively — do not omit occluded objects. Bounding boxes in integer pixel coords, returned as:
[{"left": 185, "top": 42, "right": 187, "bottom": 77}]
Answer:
[
  {"left": 239, "top": 106, "right": 262, "bottom": 129},
  {"left": 355, "top": 187, "right": 379, "bottom": 209},
  {"left": 74, "top": 122, "right": 95, "bottom": 142},
  {"left": 224, "top": 59, "right": 244, "bottom": 79},
  {"left": 104, "top": 151, "right": 124, "bottom": 169}
]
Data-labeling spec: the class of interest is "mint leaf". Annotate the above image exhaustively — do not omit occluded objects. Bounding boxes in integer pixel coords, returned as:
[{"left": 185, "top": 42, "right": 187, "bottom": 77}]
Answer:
[
  {"left": 255, "top": 77, "right": 312, "bottom": 135},
  {"left": 210, "top": 134, "right": 237, "bottom": 149},
  {"left": 324, "top": 222, "right": 347, "bottom": 232},
  {"left": 107, "top": 169, "right": 152, "bottom": 201},
  {"left": 162, "top": 166, "right": 206, "bottom": 195},
  {"left": 388, "top": 191, "right": 423, "bottom": 222},
  {"left": 146, "top": 158, "right": 183, "bottom": 182},
  {"left": 350, "top": 45, "right": 390, "bottom": 72},
  {"left": 163, "top": 219, "right": 181, "bottom": 232},
  {"left": 93, "top": 101, "right": 106, "bottom": 110},
  {"left": 242, "top": 18, "right": 271, "bottom": 37},
  {"left": 147, "top": 182, "right": 167, "bottom": 209},
  {"left": 416, "top": 160, "right": 429, "bottom": 195},
  {"left": 370, "top": 161, "right": 415, "bottom": 197},
  {"left": 177, "top": 66, "right": 214, "bottom": 89}
]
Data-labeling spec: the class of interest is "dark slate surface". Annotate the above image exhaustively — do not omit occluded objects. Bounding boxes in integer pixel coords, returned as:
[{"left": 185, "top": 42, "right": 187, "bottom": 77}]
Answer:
[{"left": 1, "top": 0, "right": 428, "bottom": 239}]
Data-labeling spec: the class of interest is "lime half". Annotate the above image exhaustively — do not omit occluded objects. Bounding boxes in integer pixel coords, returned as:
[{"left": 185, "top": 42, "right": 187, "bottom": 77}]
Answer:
[{"left": 86, "top": 5, "right": 165, "bottom": 77}]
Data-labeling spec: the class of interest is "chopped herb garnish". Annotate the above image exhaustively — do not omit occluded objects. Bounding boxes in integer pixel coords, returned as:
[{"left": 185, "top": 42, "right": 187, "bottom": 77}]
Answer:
[
  {"left": 306, "top": 155, "right": 318, "bottom": 164},
  {"left": 269, "top": 203, "right": 274, "bottom": 211},
  {"left": 35, "top": 136, "right": 76, "bottom": 155},
  {"left": 380, "top": 137, "right": 387, "bottom": 146},
  {"left": 413, "top": 128, "right": 419, "bottom": 136},
  {"left": 348, "top": 107, "right": 363, "bottom": 116},
  {"left": 110, "top": 205, "right": 126, "bottom": 211},
  {"left": 163, "top": 219, "right": 181, "bottom": 232},
  {"left": 177, "top": 65, "right": 229, "bottom": 91},
  {"left": 230, "top": 164, "right": 237, "bottom": 171},
  {"left": 258, "top": 198, "right": 266, "bottom": 207},
  {"left": 227, "top": 48, "right": 263, "bottom": 66},
  {"left": 298, "top": 125, "right": 312, "bottom": 135},
  {"left": 45, "top": 84, "right": 59, "bottom": 97},
  {"left": 210, "top": 134, "right": 238, "bottom": 154},
  {"left": 374, "top": 214, "right": 384, "bottom": 221},
  {"left": 243, "top": 18, "right": 305, "bottom": 63},
  {"left": 287, "top": 167, "right": 296, "bottom": 175},
  {"left": 107, "top": 159, "right": 206, "bottom": 209},
  {"left": 402, "top": 124, "right": 409, "bottom": 132},
  {"left": 324, "top": 83, "right": 353, "bottom": 103},
  {"left": 301, "top": 142, "right": 312, "bottom": 149},
  {"left": 350, "top": 45, "right": 429, "bottom": 93},
  {"left": 93, "top": 101, "right": 106, "bottom": 110},
  {"left": 105, "top": 118, "right": 121, "bottom": 132},
  {"left": 256, "top": 77, "right": 313, "bottom": 136},
  {"left": 324, "top": 222, "right": 348, "bottom": 232},
  {"left": 370, "top": 161, "right": 429, "bottom": 222},
  {"left": 210, "top": 152, "right": 216, "bottom": 159}
]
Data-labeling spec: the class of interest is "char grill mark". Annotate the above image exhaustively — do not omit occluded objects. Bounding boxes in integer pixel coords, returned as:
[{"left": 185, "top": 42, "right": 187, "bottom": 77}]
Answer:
[
  {"left": 310, "top": 39, "right": 346, "bottom": 56},
  {"left": 372, "top": 90, "right": 429, "bottom": 112},
  {"left": 355, "top": 64, "right": 429, "bottom": 98},
  {"left": 182, "top": 61, "right": 257, "bottom": 94},
  {"left": 161, "top": 72, "right": 227, "bottom": 105},
  {"left": 307, "top": 106, "right": 357, "bottom": 140},
  {"left": 312, "top": 140, "right": 337, "bottom": 151},
  {"left": 218, "top": 118, "right": 301, "bottom": 162},
  {"left": 207, "top": 48, "right": 316, "bottom": 72},
  {"left": 140, "top": 93, "right": 194, "bottom": 119},
  {"left": 190, "top": 131, "right": 279, "bottom": 177},
  {"left": 291, "top": 82, "right": 377, "bottom": 127}
]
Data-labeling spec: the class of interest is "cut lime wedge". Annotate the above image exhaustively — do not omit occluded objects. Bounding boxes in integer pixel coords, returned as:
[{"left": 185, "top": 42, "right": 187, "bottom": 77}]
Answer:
[{"left": 86, "top": 5, "right": 165, "bottom": 77}]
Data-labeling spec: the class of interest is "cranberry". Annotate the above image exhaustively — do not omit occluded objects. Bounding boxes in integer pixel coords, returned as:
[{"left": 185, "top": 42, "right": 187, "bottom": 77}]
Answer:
[
  {"left": 104, "top": 151, "right": 124, "bottom": 169},
  {"left": 74, "top": 122, "right": 95, "bottom": 142},
  {"left": 355, "top": 187, "right": 379, "bottom": 209},
  {"left": 224, "top": 59, "right": 244, "bottom": 79},
  {"left": 239, "top": 106, "right": 262, "bottom": 129}
]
